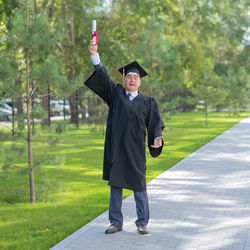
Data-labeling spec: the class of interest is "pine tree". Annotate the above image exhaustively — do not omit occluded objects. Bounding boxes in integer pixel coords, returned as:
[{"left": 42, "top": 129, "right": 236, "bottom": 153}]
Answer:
[{"left": 0, "top": 0, "right": 64, "bottom": 203}]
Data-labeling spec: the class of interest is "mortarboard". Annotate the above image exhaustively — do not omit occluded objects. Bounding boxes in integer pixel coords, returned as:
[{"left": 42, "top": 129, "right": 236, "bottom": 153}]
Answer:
[{"left": 118, "top": 61, "right": 148, "bottom": 79}]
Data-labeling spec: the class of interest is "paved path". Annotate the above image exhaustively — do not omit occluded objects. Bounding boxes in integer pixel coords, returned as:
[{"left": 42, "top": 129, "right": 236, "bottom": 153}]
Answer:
[{"left": 51, "top": 117, "right": 250, "bottom": 250}]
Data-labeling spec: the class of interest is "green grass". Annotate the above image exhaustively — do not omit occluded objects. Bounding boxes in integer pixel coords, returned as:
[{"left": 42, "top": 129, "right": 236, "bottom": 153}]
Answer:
[{"left": 0, "top": 111, "right": 249, "bottom": 249}]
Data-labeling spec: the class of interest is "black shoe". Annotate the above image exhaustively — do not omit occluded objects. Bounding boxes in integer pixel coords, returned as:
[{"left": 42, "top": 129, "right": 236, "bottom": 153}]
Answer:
[
  {"left": 137, "top": 225, "right": 148, "bottom": 234},
  {"left": 105, "top": 224, "right": 123, "bottom": 234}
]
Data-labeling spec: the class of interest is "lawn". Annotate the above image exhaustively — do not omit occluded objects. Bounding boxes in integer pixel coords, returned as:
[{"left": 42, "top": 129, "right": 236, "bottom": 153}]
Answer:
[{"left": 0, "top": 111, "right": 249, "bottom": 250}]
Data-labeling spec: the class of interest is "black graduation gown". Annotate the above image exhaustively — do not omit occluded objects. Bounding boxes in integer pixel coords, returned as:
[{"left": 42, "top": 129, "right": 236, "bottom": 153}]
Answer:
[{"left": 84, "top": 65, "right": 164, "bottom": 192}]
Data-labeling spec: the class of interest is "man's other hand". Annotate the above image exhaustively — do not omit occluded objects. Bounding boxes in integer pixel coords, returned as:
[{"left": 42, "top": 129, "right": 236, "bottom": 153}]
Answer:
[
  {"left": 151, "top": 136, "right": 163, "bottom": 148},
  {"left": 88, "top": 39, "right": 98, "bottom": 55}
]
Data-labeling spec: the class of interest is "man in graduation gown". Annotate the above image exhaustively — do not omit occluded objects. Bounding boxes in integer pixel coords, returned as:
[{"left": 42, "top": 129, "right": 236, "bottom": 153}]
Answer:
[{"left": 85, "top": 40, "right": 165, "bottom": 235}]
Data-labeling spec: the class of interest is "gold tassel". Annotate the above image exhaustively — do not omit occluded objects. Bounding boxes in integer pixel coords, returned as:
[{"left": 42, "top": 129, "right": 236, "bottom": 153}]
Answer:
[{"left": 122, "top": 67, "right": 125, "bottom": 88}]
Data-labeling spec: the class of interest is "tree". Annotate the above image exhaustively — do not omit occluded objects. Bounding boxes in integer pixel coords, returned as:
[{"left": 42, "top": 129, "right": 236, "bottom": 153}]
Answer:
[
  {"left": 188, "top": 58, "right": 226, "bottom": 125},
  {"left": 222, "top": 67, "right": 249, "bottom": 113},
  {"left": 0, "top": 0, "right": 64, "bottom": 203}
]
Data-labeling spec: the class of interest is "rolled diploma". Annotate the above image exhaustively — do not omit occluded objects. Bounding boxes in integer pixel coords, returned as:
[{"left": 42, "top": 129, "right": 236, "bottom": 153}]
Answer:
[{"left": 92, "top": 20, "right": 97, "bottom": 45}]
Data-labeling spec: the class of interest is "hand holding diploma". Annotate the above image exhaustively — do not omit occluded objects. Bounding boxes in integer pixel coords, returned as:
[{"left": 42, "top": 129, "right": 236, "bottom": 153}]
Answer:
[{"left": 88, "top": 39, "right": 98, "bottom": 55}]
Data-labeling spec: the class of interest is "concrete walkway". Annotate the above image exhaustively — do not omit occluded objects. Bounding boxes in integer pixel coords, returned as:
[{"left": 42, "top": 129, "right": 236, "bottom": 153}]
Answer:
[{"left": 51, "top": 117, "right": 250, "bottom": 250}]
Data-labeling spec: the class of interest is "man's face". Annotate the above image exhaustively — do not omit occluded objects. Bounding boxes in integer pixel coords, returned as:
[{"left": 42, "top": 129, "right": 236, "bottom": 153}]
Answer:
[{"left": 124, "top": 73, "right": 141, "bottom": 92}]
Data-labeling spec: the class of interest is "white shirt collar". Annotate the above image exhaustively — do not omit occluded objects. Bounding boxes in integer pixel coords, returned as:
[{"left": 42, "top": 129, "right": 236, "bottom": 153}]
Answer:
[{"left": 125, "top": 90, "right": 138, "bottom": 98}]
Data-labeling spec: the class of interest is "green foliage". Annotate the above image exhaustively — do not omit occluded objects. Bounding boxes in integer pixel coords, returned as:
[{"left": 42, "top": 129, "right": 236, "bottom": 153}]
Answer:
[
  {"left": 0, "top": 53, "right": 15, "bottom": 84},
  {"left": 222, "top": 66, "right": 249, "bottom": 110},
  {"left": 1, "top": 0, "right": 249, "bottom": 124}
]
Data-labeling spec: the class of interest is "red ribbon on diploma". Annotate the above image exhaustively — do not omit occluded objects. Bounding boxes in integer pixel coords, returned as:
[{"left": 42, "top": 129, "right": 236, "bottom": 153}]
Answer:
[{"left": 92, "top": 31, "right": 98, "bottom": 45}]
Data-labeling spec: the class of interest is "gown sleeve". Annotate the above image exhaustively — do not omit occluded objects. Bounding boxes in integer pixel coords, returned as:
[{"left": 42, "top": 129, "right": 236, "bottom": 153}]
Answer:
[
  {"left": 147, "top": 97, "right": 165, "bottom": 157},
  {"left": 84, "top": 65, "right": 116, "bottom": 106}
]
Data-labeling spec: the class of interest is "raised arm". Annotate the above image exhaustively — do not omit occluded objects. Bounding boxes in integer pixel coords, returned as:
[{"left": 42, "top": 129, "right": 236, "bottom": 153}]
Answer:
[{"left": 84, "top": 40, "right": 116, "bottom": 106}]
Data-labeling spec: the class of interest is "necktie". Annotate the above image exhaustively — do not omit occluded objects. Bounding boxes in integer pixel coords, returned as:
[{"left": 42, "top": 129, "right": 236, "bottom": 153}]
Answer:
[{"left": 126, "top": 93, "right": 131, "bottom": 101}]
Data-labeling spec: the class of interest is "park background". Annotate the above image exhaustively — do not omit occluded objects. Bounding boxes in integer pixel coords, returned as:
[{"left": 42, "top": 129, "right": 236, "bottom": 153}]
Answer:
[{"left": 0, "top": 0, "right": 249, "bottom": 249}]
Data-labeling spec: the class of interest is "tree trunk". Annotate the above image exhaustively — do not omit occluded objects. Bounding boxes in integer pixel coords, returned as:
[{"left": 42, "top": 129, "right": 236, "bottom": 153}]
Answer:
[
  {"left": 26, "top": 1, "right": 35, "bottom": 203},
  {"left": 205, "top": 82, "right": 208, "bottom": 127},
  {"left": 69, "top": 94, "right": 78, "bottom": 125},
  {"left": 48, "top": 84, "right": 51, "bottom": 128},
  {"left": 205, "top": 101, "right": 208, "bottom": 127},
  {"left": 63, "top": 98, "right": 67, "bottom": 126},
  {"left": 75, "top": 89, "right": 79, "bottom": 128},
  {"left": 41, "top": 94, "right": 49, "bottom": 127},
  {"left": 16, "top": 95, "right": 23, "bottom": 116},
  {"left": 63, "top": 98, "right": 66, "bottom": 122},
  {"left": 11, "top": 98, "right": 15, "bottom": 136},
  {"left": 68, "top": 3, "right": 79, "bottom": 127},
  {"left": 31, "top": 81, "right": 35, "bottom": 134},
  {"left": 149, "top": 6, "right": 156, "bottom": 96}
]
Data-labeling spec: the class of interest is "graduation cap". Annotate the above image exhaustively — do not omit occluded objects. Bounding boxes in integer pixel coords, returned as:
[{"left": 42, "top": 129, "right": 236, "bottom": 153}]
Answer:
[{"left": 118, "top": 61, "right": 148, "bottom": 79}]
